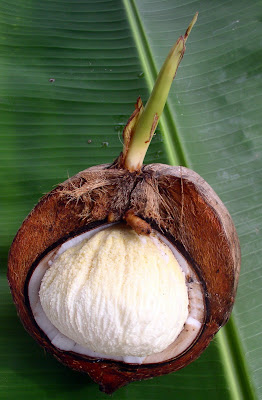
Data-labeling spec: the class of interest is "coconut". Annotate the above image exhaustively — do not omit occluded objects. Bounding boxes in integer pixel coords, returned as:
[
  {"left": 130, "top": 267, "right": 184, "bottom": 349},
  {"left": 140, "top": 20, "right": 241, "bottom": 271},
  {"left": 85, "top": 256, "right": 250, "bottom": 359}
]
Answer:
[{"left": 7, "top": 14, "right": 240, "bottom": 394}]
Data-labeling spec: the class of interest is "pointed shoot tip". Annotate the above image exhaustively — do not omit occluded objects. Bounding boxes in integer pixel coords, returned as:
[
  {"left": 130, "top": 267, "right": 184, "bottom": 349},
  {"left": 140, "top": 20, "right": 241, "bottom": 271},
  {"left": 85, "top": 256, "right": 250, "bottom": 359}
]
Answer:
[
  {"left": 122, "top": 13, "right": 198, "bottom": 172},
  {"left": 184, "top": 12, "right": 198, "bottom": 42}
]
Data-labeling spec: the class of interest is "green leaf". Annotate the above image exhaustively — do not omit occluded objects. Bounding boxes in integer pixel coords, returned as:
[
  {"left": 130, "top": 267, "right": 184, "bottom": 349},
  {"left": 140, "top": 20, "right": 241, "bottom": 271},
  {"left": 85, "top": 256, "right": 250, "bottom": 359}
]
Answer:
[{"left": 1, "top": 1, "right": 261, "bottom": 399}]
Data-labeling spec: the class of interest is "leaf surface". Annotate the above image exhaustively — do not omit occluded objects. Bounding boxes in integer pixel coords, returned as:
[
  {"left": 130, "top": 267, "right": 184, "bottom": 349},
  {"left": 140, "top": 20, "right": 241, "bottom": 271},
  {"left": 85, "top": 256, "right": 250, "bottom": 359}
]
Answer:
[{"left": 1, "top": 1, "right": 261, "bottom": 399}]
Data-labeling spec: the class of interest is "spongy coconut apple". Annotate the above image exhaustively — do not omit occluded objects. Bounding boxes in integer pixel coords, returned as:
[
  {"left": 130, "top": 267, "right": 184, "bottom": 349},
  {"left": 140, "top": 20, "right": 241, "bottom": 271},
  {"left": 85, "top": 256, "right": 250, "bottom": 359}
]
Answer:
[{"left": 8, "top": 13, "right": 240, "bottom": 394}]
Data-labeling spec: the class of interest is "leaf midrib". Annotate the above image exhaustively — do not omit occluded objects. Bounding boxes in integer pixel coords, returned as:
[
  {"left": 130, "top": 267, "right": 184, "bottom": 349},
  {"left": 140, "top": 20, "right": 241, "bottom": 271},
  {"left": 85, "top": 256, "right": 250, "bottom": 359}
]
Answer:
[
  {"left": 123, "top": 1, "right": 256, "bottom": 399},
  {"left": 123, "top": 0, "right": 188, "bottom": 167}
]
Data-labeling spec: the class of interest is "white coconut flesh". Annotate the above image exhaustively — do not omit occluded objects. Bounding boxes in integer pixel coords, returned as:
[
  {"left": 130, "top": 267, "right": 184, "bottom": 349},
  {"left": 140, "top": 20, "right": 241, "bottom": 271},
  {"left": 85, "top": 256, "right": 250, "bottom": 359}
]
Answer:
[{"left": 28, "top": 224, "right": 205, "bottom": 365}]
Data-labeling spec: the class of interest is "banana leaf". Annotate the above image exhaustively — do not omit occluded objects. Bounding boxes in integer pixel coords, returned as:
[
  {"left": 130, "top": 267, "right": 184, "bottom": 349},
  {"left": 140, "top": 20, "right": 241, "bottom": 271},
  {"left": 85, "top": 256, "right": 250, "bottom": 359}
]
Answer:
[{"left": 1, "top": 0, "right": 262, "bottom": 399}]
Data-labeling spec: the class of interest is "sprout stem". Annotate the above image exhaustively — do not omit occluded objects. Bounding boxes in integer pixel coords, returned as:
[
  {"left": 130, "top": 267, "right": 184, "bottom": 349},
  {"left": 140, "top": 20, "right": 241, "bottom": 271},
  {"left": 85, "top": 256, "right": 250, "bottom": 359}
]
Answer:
[{"left": 123, "top": 13, "right": 198, "bottom": 172}]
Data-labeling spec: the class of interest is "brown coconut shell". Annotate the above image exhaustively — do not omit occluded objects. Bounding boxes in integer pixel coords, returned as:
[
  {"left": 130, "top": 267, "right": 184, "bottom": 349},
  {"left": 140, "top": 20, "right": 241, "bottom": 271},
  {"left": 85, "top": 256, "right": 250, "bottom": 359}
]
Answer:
[{"left": 8, "top": 163, "right": 240, "bottom": 394}]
